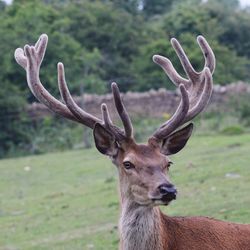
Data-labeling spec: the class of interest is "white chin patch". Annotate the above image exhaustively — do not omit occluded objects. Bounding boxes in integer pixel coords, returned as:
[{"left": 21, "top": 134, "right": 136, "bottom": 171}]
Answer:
[{"left": 153, "top": 199, "right": 170, "bottom": 206}]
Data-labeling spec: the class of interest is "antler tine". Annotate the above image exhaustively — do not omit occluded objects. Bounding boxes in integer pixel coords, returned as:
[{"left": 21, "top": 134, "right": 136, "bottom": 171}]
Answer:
[
  {"left": 178, "top": 36, "right": 214, "bottom": 125},
  {"left": 15, "top": 48, "right": 27, "bottom": 69},
  {"left": 153, "top": 55, "right": 189, "bottom": 87},
  {"left": 101, "top": 103, "right": 126, "bottom": 140},
  {"left": 34, "top": 34, "right": 47, "bottom": 66},
  {"left": 171, "top": 38, "right": 199, "bottom": 81},
  {"left": 172, "top": 36, "right": 214, "bottom": 111},
  {"left": 15, "top": 39, "right": 78, "bottom": 122},
  {"left": 57, "top": 62, "right": 101, "bottom": 128},
  {"left": 15, "top": 33, "right": 48, "bottom": 70},
  {"left": 182, "top": 67, "right": 213, "bottom": 124},
  {"left": 111, "top": 82, "right": 133, "bottom": 139},
  {"left": 197, "top": 35, "right": 215, "bottom": 74},
  {"left": 101, "top": 103, "right": 113, "bottom": 128},
  {"left": 152, "top": 84, "right": 189, "bottom": 140}
]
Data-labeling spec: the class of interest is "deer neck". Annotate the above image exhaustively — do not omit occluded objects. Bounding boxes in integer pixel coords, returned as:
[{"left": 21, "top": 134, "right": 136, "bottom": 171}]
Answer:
[{"left": 119, "top": 198, "right": 165, "bottom": 250}]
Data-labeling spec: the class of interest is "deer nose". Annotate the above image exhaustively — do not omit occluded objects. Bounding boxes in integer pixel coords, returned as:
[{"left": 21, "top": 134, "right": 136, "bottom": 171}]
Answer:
[{"left": 158, "top": 183, "right": 177, "bottom": 199}]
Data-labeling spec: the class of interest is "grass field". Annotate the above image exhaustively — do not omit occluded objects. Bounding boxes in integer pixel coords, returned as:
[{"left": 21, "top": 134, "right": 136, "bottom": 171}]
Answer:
[{"left": 0, "top": 133, "right": 250, "bottom": 250}]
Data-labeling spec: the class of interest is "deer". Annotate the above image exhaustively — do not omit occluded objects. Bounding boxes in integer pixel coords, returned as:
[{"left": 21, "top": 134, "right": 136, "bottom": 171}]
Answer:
[{"left": 15, "top": 34, "right": 250, "bottom": 250}]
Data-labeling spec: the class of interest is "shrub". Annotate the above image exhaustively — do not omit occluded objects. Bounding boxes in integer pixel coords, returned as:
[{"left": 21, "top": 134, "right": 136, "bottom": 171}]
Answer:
[{"left": 221, "top": 125, "right": 244, "bottom": 135}]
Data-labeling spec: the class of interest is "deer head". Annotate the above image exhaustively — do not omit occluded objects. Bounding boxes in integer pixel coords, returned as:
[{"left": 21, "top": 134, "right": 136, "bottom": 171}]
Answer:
[{"left": 15, "top": 34, "right": 215, "bottom": 207}]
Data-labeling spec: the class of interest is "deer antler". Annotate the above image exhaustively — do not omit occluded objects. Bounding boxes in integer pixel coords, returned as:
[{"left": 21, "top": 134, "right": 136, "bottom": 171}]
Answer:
[
  {"left": 14, "top": 34, "right": 133, "bottom": 141},
  {"left": 15, "top": 34, "right": 214, "bottom": 144},
  {"left": 150, "top": 36, "right": 215, "bottom": 140}
]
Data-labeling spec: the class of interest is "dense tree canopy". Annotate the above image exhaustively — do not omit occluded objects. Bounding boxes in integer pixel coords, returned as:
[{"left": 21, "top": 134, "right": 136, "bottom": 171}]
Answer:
[{"left": 1, "top": 0, "right": 250, "bottom": 156}]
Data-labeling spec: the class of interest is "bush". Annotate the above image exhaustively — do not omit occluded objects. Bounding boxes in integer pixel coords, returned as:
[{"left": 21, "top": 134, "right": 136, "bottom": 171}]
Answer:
[
  {"left": 221, "top": 125, "right": 245, "bottom": 135},
  {"left": 230, "top": 93, "right": 250, "bottom": 127},
  {"left": 237, "top": 94, "right": 250, "bottom": 126}
]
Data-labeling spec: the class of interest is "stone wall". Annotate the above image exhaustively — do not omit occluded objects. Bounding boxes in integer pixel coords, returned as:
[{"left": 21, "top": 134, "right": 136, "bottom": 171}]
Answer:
[{"left": 27, "top": 82, "right": 250, "bottom": 121}]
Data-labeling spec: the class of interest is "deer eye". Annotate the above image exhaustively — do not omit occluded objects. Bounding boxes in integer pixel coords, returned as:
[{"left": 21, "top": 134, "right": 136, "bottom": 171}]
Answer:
[{"left": 123, "top": 161, "right": 135, "bottom": 170}]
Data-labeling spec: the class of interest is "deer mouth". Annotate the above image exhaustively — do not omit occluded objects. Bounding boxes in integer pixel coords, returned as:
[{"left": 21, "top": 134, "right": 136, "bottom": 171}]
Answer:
[
  {"left": 162, "top": 195, "right": 176, "bottom": 205},
  {"left": 151, "top": 192, "right": 177, "bottom": 206},
  {"left": 151, "top": 199, "right": 171, "bottom": 206}
]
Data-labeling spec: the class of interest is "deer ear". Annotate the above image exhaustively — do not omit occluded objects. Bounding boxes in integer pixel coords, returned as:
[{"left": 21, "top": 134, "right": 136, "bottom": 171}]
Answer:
[
  {"left": 93, "top": 123, "right": 119, "bottom": 156},
  {"left": 161, "top": 123, "right": 193, "bottom": 155}
]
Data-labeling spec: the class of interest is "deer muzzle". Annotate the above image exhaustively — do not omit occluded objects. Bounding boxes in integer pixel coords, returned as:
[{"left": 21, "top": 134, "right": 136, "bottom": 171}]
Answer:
[{"left": 158, "top": 183, "right": 177, "bottom": 202}]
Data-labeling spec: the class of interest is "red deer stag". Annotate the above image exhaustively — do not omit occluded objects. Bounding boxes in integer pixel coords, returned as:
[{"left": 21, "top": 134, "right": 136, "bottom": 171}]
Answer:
[{"left": 15, "top": 34, "right": 250, "bottom": 250}]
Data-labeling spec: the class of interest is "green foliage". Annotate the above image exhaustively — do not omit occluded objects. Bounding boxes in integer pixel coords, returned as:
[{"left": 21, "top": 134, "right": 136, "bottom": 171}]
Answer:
[
  {"left": 26, "top": 117, "right": 85, "bottom": 155},
  {"left": 1, "top": 0, "right": 250, "bottom": 157},
  {"left": 219, "top": 11, "right": 250, "bottom": 59},
  {"left": 133, "top": 116, "right": 165, "bottom": 141},
  {"left": 221, "top": 125, "right": 245, "bottom": 135},
  {"left": 0, "top": 0, "right": 6, "bottom": 11},
  {"left": 131, "top": 37, "right": 175, "bottom": 91},
  {"left": 3, "top": 116, "right": 93, "bottom": 157},
  {"left": 105, "top": 0, "right": 140, "bottom": 14},
  {"left": 60, "top": 0, "right": 144, "bottom": 91},
  {"left": 1, "top": 0, "right": 250, "bottom": 94},
  {"left": 160, "top": 2, "right": 250, "bottom": 84},
  {"left": 142, "top": 0, "right": 175, "bottom": 17},
  {"left": 230, "top": 93, "right": 250, "bottom": 126},
  {"left": 210, "top": 41, "right": 250, "bottom": 83},
  {"left": 208, "top": 0, "right": 240, "bottom": 9},
  {"left": 0, "top": 84, "right": 29, "bottom": 158},
  {"left": 0, "top": 0, "right": 104, "bottom": 98}
]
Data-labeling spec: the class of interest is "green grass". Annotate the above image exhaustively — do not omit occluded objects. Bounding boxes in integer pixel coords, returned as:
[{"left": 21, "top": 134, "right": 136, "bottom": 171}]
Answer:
[{"left": 0, "top": 134, "right": 250, "bottom": 249}]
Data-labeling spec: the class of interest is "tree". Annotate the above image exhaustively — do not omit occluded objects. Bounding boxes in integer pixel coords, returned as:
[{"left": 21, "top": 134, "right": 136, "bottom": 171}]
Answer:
[
  {"left": 0, "top": 84, "right": 29, "bottom": 157},
  {"left": 1, "top": 0, "right": 250, "bottom": 158},
  {"left": 105, "top": 0, "right": 140, "bottom": 14},
  {"left": 208, "top": 0, "right": 239, "bottom": 10},
  {"left": 0, "top": 0, "right": 6, "bottom": 11},
  {"left": 131, "top": 37, "right": 176, "bottom": 91},
  {"left": 0, "top": 0, "right": 104, "bottom": 156},
  {"left": 61, "top": 1, "right": 145, "bottom": 91},
  {"left": 218, "top": 10, "right": 250, "bottom": 58},
  {"left": 159, "top": 2, "right": 250, "bottom": 84},
  {"left": 132, "top": 31, "right": 250, "bottom": 90},
  {"left": 141, "top": 0, "right": 202, "bottom": 18},
  {"left": 0, "top": 0, "right": 104, "bottom": 98},
  {"left": 142, "top": 0, "right": 174, "bottom": 17}
]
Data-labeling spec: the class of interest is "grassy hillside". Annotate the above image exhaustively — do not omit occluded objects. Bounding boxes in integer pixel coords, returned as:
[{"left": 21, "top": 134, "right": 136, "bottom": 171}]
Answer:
[{"left": 0, "top": 134, "right": 250, "bottom": 250}]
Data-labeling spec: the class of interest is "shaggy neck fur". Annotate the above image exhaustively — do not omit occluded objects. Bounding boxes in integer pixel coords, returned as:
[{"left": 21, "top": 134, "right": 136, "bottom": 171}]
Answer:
[
  {"left": 119, "top": 190, "right": 165, "bottom": 250},
  {"left": 116, "top": 170, "right": 250, "bottom": 250}
]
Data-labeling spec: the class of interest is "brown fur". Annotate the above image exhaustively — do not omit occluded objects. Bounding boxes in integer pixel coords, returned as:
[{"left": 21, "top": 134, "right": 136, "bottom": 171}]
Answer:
[
  {"left": 161, "top": 214, "right": 250, "bottom": 250},
  {"left": 111, "top": 141, "right": 250, "bottom": 250},
  {"left": 119, "top": 204, "right": 250, "bottom": 250}
]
